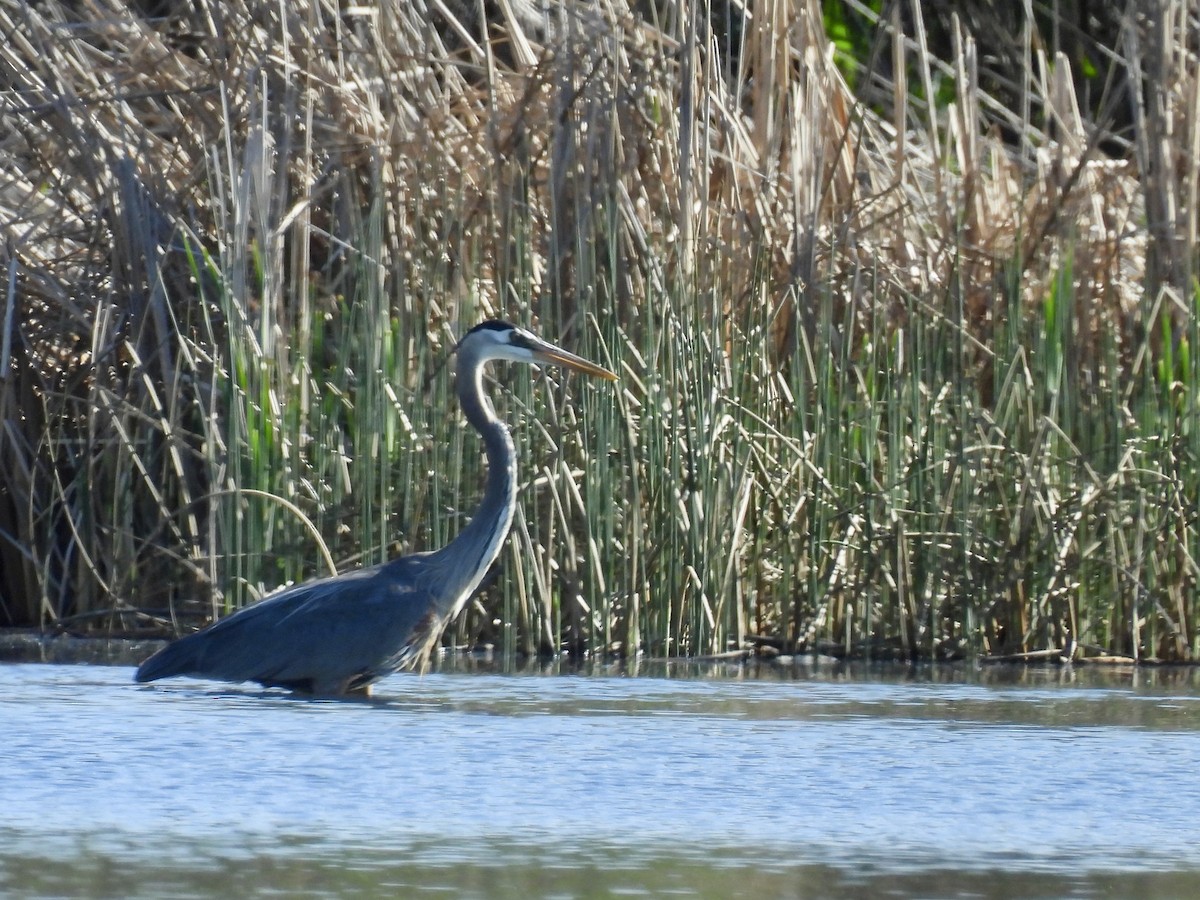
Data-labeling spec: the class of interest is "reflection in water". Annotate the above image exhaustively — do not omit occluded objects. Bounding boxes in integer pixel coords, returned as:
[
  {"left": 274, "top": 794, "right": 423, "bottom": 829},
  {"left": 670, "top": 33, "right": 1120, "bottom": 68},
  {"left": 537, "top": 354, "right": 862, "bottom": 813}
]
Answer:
[
  {"left": 2, "top": 661, "right": 1199, "bottom": 898},
  {"left": 6, "top": 834, "right": 1200, "bottom": 899}
]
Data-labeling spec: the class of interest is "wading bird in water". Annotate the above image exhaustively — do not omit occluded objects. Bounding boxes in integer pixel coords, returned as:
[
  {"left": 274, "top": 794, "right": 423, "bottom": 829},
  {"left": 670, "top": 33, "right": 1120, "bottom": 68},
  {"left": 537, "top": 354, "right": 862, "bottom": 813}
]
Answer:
[{"left": 135, "top": 320, "right": 616, "bottom": 696}]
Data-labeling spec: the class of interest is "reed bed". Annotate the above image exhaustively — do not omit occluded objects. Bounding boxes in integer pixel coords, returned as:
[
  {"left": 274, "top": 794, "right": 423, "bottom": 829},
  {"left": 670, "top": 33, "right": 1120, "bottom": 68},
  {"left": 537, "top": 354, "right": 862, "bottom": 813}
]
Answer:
[{"left": 0, "top": 0, "right": 1197, "bottom": 662}]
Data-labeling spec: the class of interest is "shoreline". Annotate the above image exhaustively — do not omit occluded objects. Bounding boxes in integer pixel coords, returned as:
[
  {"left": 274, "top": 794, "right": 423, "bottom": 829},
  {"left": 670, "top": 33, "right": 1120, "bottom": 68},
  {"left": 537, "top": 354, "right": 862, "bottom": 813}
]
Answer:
[{"left": 2, "top": 629, "right": 1197, "bottom": 675}]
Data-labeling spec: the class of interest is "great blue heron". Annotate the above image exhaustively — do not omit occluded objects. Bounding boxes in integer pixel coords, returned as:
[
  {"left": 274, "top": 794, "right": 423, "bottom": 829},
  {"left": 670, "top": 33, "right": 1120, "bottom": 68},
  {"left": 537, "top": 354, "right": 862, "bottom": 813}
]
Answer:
[{"left": 134, "top": 320, "right": 616, "bottom": 696}]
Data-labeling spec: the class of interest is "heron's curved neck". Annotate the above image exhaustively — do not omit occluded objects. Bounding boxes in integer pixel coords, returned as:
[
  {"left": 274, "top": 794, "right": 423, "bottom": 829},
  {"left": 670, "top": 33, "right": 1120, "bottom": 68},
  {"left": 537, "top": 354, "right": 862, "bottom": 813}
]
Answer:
[{"left": 433, "top": 354, "right": 518, "bottom": 614}]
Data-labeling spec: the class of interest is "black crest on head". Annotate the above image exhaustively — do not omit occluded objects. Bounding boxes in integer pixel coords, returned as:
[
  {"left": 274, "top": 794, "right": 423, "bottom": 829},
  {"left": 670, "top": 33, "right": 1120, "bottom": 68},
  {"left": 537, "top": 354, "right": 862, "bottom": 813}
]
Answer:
[
  {"left": 467, "top": 320, "right": 516, "bottom": 335},
  {"left": 453, "top": 319, "right": 517, "bottom": 354}
]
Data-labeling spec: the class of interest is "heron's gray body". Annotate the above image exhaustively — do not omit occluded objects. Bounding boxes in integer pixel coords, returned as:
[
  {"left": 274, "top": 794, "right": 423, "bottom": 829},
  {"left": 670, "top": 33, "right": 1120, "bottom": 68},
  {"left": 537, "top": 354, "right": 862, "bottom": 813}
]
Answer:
[
  {"left": 133, "top": 320, "right": 612, "bottom": 695},
  {"left": 134, "top": 555, "right": 443, "bottom": 693}
]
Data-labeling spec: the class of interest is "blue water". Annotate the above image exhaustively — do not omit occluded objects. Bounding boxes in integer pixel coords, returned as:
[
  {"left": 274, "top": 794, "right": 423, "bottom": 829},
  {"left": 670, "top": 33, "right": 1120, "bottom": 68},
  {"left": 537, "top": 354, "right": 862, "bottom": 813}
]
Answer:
[{"left": 2, "top": 661, "right": 1200, "bottom": 897}]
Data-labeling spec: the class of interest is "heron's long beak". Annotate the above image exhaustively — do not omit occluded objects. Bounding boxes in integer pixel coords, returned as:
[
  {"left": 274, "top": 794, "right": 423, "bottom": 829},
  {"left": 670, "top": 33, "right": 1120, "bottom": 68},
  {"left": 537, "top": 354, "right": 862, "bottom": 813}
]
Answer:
[{"left": 528, "top": 337, "right": 618, "bottom": 381}]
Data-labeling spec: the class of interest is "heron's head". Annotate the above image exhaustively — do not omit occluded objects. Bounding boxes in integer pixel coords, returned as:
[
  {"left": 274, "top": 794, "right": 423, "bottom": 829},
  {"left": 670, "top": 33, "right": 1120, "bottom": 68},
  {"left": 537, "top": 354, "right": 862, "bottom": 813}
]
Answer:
[{"left": 457, "top": 320, "right": 617, "bottom": 381}]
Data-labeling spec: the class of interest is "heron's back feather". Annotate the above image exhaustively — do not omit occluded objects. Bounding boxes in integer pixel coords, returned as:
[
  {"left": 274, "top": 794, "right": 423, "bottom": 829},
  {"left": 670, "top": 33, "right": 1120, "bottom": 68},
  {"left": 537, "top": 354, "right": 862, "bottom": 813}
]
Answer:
[{"left": 134, "top": 554, "right": 445, "bottom": 692}]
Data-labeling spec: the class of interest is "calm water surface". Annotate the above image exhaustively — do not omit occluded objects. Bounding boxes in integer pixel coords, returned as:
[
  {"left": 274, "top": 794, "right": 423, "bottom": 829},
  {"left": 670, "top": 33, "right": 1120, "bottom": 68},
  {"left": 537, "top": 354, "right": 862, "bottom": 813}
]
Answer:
[{"left": 2, "top": 660, "right": 1200, "bottom": 898}]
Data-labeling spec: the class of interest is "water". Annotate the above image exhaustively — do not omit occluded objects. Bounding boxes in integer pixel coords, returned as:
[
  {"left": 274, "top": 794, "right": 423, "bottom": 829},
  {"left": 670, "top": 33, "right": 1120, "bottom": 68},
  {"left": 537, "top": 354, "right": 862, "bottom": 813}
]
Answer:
[{"left": 2, "top": 660, "right": 1200, "bottom": 898}]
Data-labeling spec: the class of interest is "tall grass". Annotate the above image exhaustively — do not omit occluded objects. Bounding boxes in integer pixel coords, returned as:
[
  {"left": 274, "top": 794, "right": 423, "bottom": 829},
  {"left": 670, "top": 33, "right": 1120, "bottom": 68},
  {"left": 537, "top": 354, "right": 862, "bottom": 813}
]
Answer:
[{"left": 0, "top": 0, "right": 1197, "bottom": 662}]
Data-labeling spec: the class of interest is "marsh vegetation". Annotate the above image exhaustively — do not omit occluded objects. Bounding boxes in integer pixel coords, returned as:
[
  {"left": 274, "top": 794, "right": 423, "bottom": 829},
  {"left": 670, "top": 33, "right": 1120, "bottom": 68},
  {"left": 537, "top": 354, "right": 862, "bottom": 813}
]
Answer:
[{"left": 1, "top": 0, "right": 1197, "bottom": 662}]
